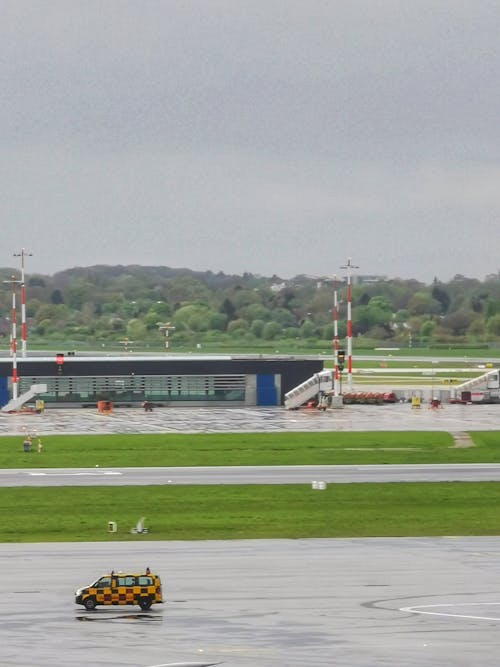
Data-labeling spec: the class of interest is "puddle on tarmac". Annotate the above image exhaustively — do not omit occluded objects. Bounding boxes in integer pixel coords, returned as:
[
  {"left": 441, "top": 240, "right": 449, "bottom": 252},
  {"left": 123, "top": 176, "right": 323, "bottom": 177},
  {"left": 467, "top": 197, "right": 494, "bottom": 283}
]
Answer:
[{"left": 76, "top": 612, "right": 161, "bottom": 622}]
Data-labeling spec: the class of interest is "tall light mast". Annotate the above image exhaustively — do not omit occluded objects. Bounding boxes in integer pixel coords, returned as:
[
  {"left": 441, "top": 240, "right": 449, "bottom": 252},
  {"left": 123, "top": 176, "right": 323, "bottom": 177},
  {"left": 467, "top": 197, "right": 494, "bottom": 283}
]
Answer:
[
  {"left": 332, "top": 274, "right": 340, "bottom": 395},
  {"left": 3, "top": 275, "right": 22, "bottom": 400},
  {"left": 13, "top": 249, "right": 32, "bottom": 358},
  {"left": 340, "top": 258, "right": 359, "bottom": 390}
]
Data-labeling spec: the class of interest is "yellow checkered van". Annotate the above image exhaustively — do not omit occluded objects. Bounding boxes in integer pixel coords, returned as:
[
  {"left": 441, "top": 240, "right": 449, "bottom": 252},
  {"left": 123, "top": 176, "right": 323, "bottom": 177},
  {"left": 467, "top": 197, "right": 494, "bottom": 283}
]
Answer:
[{"left": 75, "top": 570, "right": 163, "bottom": 610}]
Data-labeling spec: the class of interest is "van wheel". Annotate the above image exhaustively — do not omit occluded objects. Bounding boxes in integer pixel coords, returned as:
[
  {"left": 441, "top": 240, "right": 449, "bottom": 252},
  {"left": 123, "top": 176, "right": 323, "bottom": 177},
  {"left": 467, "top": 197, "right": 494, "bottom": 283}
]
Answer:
[
  {"left": 84, "top": 597, "right": 97, "bottom": 610},
  {"left": 139, "top": 598, "right": 152, "bottom": 611}
]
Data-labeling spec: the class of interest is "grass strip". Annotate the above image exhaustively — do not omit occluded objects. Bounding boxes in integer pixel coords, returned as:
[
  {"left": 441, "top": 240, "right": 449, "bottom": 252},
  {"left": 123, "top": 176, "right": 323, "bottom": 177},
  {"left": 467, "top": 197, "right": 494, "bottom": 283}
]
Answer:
[
  {"left": 4, "top": 431, "right": 500, "bottom": 468},
  {"left": 2, "top": 482, "right": 500, "bottom": 542}
]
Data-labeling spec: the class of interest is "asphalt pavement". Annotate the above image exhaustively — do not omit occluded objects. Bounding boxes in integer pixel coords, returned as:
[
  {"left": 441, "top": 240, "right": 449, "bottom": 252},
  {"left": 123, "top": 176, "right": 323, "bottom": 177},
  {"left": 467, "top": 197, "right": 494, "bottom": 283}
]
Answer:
[
  {"left": 0, "top": 402, "right": 499, "bottom": 436},
  {"left": 3, "top": 538, "right": 500, "bottom": 667},
  {"left": 2, "top": 404, "right": 500, "bottom": 666},
  {"left": 5, "top": 463, "right": 500, "bottom": 487}
]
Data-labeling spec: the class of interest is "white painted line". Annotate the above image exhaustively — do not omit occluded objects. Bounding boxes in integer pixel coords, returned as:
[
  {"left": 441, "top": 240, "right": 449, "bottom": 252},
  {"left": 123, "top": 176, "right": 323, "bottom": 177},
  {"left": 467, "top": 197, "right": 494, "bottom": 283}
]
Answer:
[
  {"left": 401, "top": 602, "right": 500, "bottom": 621},
  {"left": 145, "top": 662, "right": 221, "bottom": 667},
  {"left": 28, "top": 471, "right": 122, "bottom": 476}
]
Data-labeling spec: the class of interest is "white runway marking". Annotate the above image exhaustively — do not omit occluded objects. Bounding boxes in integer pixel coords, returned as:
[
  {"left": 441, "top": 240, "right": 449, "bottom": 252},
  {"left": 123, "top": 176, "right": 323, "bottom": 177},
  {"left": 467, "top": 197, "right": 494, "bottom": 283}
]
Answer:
[
  {"left": 28, "top": 470, "right": 122, "bottom": 476},
  {"left": 145, "top": 662, "right": 221, "bottom": 667},
  {"left": 401, "top": 602, "right": 500, "bottom": 621}
]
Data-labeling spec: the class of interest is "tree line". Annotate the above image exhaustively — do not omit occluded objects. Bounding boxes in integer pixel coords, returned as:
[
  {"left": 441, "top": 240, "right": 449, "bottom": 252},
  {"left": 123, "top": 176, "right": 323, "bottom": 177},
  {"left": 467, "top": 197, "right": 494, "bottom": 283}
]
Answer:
[{"left": 1, "top": 265, "right": 500, "bottom": 349}]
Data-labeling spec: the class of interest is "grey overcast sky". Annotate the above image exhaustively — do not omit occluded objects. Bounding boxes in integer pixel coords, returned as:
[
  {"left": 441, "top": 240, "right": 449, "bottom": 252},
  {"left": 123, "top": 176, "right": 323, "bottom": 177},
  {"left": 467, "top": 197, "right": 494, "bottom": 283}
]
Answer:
[{"left": 1, "top": 1, "right": 498, "bottom": 283}]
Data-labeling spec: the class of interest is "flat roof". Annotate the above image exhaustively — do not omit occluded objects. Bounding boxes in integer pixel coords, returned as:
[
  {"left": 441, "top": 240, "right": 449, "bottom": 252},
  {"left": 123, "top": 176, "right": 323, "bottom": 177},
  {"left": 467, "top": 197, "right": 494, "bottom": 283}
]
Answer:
[{"left": 0, "top": 353, "right": 322, "bottom": 364}]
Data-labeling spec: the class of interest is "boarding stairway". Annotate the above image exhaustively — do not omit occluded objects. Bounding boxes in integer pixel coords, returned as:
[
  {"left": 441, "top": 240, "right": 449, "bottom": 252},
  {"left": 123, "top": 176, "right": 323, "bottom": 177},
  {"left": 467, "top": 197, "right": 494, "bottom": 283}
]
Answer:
[
  {"left": 284, "top": 370, "right": 333, "bottom": 409},
  {"left": 1, "top": 383, "right": 48, "bottom": 413},
  {"left": 450, "top": 369, "right": 499, "bottom": 398}
]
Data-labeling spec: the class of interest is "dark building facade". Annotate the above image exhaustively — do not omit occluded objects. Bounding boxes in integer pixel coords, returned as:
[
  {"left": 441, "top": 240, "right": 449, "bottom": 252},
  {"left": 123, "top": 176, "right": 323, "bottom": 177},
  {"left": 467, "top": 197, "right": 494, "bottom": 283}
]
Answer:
[{"left": 0, "top": 354, "right": 323, "bottom": 408}]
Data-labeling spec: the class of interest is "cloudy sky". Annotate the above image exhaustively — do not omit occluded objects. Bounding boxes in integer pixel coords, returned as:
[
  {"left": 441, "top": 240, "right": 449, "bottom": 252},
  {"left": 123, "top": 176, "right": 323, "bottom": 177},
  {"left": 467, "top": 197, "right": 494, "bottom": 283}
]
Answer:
[{"left": 1, "top": 1, "right": 498, "bottom": 283}]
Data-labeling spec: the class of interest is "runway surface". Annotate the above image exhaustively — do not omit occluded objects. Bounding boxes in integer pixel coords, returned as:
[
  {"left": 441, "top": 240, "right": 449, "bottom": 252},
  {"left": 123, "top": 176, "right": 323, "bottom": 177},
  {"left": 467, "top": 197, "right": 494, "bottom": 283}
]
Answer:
[
  {"left": 2, "top": 538, "right": 500, "bottom": 667},
  {"left": 5, "top": 463, "right": 500, "bottom": 487}
]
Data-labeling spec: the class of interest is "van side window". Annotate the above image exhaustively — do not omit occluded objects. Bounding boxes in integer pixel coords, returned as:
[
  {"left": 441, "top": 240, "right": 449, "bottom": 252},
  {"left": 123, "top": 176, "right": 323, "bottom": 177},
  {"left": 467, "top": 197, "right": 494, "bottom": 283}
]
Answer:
[
  {"left": 117, "top": 576, "right": 136, "bottom": 586},
  {"left": 137, "top": 576, "right": 152, "bottom": 586},
  {"left": 95, "top": 577, "right": 111, "bottom": 588}
]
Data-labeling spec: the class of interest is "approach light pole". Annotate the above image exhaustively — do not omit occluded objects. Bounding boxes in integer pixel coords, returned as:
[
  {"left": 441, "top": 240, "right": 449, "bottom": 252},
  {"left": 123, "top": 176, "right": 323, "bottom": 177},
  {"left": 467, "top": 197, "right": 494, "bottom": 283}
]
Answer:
[
  {"left": 340, "top": 257, "right": 359, "bottom": 391},
  {"left": 13, "top": 249, "right": 32, "bottom": 358},
  {"left": 157, "top": 322, "right": 176, "bottom": 352},
  {"left": 118, "top": 338, "right": 134, "bottom": 353}
]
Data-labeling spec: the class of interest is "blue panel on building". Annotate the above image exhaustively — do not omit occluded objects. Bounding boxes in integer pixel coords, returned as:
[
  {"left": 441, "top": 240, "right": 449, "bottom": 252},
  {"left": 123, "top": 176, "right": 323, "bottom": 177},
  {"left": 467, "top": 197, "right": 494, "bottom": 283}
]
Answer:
[
  {"left": 0, "top": 376, "right": 9, "bottom": 407},
  {"left": 256, "top": 374, "right": 277, "bottom": 406}
]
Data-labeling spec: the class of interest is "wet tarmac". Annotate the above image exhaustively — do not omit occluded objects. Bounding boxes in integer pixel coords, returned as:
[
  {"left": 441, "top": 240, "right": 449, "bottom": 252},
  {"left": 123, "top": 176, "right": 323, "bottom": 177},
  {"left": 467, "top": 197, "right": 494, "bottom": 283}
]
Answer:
[
  {"left": 2, "top": 538, "right": 500, "bottom": 667},
  {"left": 0, "top": 402, "right": 499, "bottom": 437},
  {"left": 1, "top": 404, "right": 499, "bottom": 666}
]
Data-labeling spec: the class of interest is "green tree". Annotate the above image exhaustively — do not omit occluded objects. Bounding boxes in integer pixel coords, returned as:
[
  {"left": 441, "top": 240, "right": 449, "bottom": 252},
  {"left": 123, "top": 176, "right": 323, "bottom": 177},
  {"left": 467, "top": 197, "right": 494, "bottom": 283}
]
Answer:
[
  {"left": 172, "top": 304, "right": 213, "bottom": 331},
  {"left": 486, "top": 300, "right": 500, "bottom": 319},
  {"left": 394, "top": 309, "right": 410, "bottom": 324},
  {"left": 431, "top": 285, "right": 450, "bottom": 314},
  {"left": 353, "top": 297, "right": 392, "bottom": 336},
  {"left": 227, "top": 319, "right": 249, "bottom": 336},
  {"left": 420, "top": 319, "right": 436, "bottom": 339},
  {"left": 407, "top": 292, "right": 440, "bottom": 316},
  {"left": 220, "top": 298, "right": 236, "bottom": 321},
  {"left": 300, "top": 320, "right": 316, "bottom": 338},
  {"left": 239, "top": 303, "right": 272, "bottom": 323},
  {"left": 262, "top": 321, "right": 282, "bottom": 340},
  {"left": 165, "top": 276, "right": 211, "bottom": 304},
  {"left": 321, "top": 324, "right": 334, "bottom": 340},
  {"left": 250, "top": 319, "right": 265, "bottom": 338},
  {"left": 65, "top": 280, "right": 95, "bottom": 310},
  {"left": 272, "top": 308, "right": 297, "bottom": 328},
  {"left": 468, "top": 318, "right": 485, "bottom": 338},
  {"left": 486, "top": 314, "right": 500, "bottom": 337},
  {"left": 440, "top": 310, "right": 476, "bottom": 336},
  {"left": 282, "top": 326, "right": 300, "bottom": 339},
  {"left": 126, "top": 318, "right": 148, "bottom": 340},
  {"left": 50, "top": 289, "right": 64, "bottom": 305},
  {"left": 208, "top": 312, "right": 228, "bottom": 331}
]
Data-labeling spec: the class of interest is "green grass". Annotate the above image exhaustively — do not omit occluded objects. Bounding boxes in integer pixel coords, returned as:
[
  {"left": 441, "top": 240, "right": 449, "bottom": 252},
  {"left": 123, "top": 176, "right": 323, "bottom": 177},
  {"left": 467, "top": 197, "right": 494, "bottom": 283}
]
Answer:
[
  {"left": 3, "top": 430, "right": 500, "bottom": 543},
  {"left": 4, "top": 431, "right": 500, "bottom": 468},
  {"left": 25, "top": 340, "right": 500, "bottom": 357},
  {"left": 2, "top": 482, "right": 500, "bottom": 542}
]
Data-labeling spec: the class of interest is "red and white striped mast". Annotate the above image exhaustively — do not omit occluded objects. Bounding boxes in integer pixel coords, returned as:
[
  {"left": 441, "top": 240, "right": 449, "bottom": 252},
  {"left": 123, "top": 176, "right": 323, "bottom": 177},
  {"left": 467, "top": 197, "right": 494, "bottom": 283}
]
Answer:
[
  {"left": 3, "top": 275, "right": 22, "bottom": 401},
  {"left": 13, "top": 249, "right": 32, "bottom": 358},
  {"left": 332, "top": 274, "right": 340, "bottom": 395},
  {"left": 340, "top": 258, "right": 359, "bottom": 390}
]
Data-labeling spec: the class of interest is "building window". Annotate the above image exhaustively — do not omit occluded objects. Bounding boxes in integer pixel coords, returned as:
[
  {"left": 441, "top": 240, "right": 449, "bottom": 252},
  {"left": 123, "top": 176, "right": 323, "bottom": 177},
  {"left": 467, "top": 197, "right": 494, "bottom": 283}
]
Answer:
[{"left": 18, "top": 374, "right": 246, "bottom": 404}]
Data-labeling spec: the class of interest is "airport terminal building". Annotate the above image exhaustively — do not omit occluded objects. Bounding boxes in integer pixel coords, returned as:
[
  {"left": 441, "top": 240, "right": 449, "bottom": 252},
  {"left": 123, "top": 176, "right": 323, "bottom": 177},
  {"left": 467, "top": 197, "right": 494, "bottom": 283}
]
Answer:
[{"left": 0, "top": 354, "right": 323, "bottom": 408}]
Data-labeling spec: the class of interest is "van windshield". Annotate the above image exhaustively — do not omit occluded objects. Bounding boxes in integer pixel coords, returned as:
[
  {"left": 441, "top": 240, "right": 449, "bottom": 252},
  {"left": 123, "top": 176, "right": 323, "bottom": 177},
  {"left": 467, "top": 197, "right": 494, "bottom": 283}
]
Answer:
[{"left": 93, "top": 577, "right": 111, "bottom": 588}]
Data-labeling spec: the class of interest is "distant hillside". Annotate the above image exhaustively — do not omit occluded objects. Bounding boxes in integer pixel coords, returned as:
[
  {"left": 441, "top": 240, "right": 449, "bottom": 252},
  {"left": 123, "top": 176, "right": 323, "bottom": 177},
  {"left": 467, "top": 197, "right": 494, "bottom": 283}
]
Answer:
[{"left": 0, "top": 264, "right": 498, "bottom": 347}]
